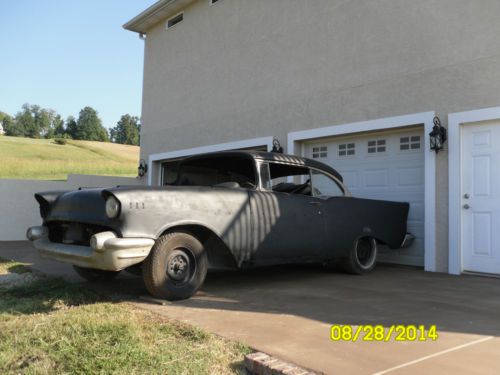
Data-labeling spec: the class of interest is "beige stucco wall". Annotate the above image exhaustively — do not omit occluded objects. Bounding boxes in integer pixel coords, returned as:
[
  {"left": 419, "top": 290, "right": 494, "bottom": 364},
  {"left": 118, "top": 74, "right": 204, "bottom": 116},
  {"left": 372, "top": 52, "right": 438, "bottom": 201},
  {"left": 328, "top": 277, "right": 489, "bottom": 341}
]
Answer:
[
  {"left": 0, "top": 175, "right": 143, "bottom": 241},
  {"left": 138, "top": 0, "right": 500, "bottom": 272}
]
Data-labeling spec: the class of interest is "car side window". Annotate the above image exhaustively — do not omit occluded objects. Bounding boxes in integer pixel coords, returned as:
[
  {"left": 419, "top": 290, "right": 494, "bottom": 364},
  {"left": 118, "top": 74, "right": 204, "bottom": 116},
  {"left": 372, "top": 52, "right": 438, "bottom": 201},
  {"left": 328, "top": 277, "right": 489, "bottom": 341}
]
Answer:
[
  {"left": 260, "top": 162, "right": 312, "bottom": 196},
  {"left": 311, "top": 170, "right": 345, "bottom": 198},
  {"left": 259, "top": 162, "right": 272, "bottom": 190}
]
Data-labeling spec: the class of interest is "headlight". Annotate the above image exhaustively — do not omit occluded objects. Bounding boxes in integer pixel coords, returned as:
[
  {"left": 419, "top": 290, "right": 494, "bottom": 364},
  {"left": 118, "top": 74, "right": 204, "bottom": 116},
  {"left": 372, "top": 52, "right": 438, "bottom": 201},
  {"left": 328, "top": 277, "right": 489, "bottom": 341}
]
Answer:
[{"left": 105, "top": 196, "right": 121, "bottom": 218}]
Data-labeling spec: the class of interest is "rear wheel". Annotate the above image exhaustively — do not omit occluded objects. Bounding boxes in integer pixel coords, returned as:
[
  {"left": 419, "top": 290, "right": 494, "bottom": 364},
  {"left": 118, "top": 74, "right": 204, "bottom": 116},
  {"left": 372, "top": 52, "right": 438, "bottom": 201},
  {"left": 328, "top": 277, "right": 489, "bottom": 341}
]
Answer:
[
  {"left": 142, "top": 232, "right": 208, "bottom": 301},
  {"left": 73, "top": 265, "right": 121, "bottom": 282},
  {"left": 342, "top": 237, "right": 378, "bottom": 274}
]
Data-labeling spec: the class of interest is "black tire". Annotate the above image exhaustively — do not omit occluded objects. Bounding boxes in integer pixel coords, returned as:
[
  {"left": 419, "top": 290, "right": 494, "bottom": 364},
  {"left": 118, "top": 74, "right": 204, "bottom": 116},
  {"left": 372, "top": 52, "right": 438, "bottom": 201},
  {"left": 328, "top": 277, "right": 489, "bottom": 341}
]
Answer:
[
  {"left": 142, "top": 231, "right": 208, "bottom": 301},
  {"left": 342, "top": 237, "right": 378, "bottom": 275},
  {"left": 73, "top": 265, "right": 121, "bottom": 282}
]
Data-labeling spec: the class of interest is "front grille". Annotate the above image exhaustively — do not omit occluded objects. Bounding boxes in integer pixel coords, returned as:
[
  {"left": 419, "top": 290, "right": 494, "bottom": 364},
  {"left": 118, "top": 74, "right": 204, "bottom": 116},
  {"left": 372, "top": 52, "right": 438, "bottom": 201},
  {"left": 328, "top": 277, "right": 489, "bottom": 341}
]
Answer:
[{"left": 48, "top": 222, "right": 113, "bottom": 246}]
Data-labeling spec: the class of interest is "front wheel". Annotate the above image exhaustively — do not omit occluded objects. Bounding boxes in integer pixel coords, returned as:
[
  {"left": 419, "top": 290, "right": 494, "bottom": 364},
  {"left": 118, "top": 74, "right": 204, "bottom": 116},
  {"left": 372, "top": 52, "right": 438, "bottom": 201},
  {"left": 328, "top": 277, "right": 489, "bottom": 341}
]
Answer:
[
  {"left": 342, "top": 237, "right": 378, "bottom": 274},
  {"left": 142, "top": 232, "right": 208, "bottom": 301},
  {"left": 73, "top": 265, "right": 121, "bottom": 282}
]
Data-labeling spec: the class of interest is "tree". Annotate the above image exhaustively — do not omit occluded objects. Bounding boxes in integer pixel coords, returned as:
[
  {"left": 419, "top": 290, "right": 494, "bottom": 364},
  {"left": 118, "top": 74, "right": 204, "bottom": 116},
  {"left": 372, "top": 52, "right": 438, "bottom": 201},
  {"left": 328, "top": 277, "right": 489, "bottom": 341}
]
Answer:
[
  {"left": 36, "top": 108, "right": 54, "bottom": 138},
  {"left": 110, "top": 114, "right": 140, "bottom": 145},
  {"left": 52, "top": 114, "right": 65, "bottom": 138},
  {"left": 2, "top": 115, "right": 24, "bottom": 137},
  {"left": 65, "top": 116, "right": 78, "bottom": 139},
  {"left": 4, "top": 105, "right": 65, "bottom": 138},
  {"left": 15, "top": 103, "right": 38, "bottom": 138},
  {"left": 109, "top": 128, "right": 116, "bottom": 143},
  {"left": 0, "top": 111, "right": 10, "bottom": 135},
  {"left": 0, "top": 111, "right": 9, "bottom": 124},
  {"left": 75, "top": 106, "right": 108, "bottom": 142}
]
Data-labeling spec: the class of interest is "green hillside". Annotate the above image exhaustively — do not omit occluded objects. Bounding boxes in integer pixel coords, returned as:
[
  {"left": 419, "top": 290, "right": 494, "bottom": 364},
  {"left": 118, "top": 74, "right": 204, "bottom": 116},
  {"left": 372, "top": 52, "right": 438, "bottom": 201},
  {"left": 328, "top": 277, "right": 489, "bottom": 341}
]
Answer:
[{"left": 0, "top": 136, "right": 139, "bottom": 180}]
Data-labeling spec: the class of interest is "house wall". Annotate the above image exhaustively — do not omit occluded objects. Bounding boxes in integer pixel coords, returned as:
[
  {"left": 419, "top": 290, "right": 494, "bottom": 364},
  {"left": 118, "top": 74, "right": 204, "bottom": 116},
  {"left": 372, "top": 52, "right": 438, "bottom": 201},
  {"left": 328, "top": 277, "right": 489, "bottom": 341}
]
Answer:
[
  {"left": 0, "top": 175, "right": 142, "bottom": 241},
  {"left": 139, "top": 0, "right": 500, "bottom": 272}
]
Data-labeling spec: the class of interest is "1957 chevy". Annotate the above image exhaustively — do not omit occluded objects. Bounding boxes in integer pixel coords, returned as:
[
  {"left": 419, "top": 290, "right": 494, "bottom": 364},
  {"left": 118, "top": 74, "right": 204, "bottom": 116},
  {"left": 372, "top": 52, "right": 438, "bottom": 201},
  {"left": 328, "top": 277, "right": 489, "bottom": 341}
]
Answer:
[{"left": 27, "top": 151, "right": 413, "bottom": 300}]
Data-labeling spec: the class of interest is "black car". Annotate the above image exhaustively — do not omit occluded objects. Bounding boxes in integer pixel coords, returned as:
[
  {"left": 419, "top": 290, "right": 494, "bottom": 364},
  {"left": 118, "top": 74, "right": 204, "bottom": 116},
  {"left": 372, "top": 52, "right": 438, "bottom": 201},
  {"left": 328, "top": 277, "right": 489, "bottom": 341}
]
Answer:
[{"left": 27, "top": 151, "right": 413, "bottom": 300}]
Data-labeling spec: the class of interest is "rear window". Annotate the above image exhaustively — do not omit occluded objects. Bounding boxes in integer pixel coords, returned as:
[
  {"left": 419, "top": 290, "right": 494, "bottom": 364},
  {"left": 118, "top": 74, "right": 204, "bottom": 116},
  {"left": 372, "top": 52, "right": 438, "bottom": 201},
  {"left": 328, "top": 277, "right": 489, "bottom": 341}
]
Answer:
[{"left": 174, "top": 156, "right": 256, "bottom": 188}]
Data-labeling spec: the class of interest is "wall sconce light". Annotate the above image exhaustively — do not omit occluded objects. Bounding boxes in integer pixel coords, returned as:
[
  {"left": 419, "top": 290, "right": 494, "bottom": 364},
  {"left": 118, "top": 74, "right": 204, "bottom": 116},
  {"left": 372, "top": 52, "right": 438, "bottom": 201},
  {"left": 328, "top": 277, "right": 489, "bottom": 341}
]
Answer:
[
  {"left": 138, "top": 159, "right": 148, "bottom": 178},
  {"left": 429, "top": 116, "right": 447, "bottom": 154},
  {"left": 271, "top": 138, "right": 284, "bottom": 154}
]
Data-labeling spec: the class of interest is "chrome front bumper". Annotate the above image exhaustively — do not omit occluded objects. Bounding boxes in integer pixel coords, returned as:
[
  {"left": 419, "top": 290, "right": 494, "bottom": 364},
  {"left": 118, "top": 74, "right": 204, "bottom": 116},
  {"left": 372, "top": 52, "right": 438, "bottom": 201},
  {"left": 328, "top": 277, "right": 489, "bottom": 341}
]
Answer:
[{"left": 27, "top": 226, "right": 155, "bottom": 271}]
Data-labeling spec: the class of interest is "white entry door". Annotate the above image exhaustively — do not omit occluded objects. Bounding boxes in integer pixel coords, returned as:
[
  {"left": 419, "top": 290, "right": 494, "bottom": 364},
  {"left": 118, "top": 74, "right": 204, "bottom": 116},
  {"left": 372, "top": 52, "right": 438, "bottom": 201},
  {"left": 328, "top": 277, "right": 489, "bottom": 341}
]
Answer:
[{"left": 462, "top": 121, "right": 500, "bottom": 274}]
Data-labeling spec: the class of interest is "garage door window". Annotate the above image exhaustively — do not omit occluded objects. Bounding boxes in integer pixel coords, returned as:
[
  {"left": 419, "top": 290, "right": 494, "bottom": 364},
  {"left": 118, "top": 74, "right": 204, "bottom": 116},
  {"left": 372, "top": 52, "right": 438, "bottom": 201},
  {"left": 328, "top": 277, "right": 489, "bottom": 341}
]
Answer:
[
  {"left": 312, "top": 146, "right": 327, "bottom": 159},
  {"left": 368, "top": 139, "right": 386, "bottom": 154},
  {"left": 400, "top": 136, "right": 421, "bottom": 151},
  {"left": 338, "top": 143, "right": 355, "bottom": 157}
]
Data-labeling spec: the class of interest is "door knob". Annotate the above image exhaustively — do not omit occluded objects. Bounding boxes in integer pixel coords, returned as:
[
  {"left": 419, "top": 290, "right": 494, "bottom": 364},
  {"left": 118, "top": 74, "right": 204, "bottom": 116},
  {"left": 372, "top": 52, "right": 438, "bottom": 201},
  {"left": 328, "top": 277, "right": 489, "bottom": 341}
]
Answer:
[
  {"left": 464, "top": 193, "right": 470, "bottom": 199},
  {"left": 463, "top": 204, "right": 470, "bottom": 210}
]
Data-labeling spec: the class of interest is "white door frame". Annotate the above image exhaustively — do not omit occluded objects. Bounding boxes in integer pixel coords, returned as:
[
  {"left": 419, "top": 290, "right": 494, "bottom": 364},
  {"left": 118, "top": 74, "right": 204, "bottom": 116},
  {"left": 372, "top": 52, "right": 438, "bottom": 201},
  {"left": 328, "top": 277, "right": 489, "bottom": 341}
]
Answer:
[
  {"left": 448, "top": 106, "right": 500, "bottom": 275},
  {"left": 147, "top": 136, "right": 275, "bottom": 185},
  {"left": 288, "top": 111, "right": 437, "bottom": 272}
]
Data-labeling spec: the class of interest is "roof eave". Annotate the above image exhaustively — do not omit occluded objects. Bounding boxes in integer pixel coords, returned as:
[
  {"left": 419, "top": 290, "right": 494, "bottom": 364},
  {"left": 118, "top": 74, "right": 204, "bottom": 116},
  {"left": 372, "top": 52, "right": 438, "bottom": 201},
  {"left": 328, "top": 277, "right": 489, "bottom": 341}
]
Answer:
[{"left": 123, "top": 0, "right": 194, "bottom": 34}]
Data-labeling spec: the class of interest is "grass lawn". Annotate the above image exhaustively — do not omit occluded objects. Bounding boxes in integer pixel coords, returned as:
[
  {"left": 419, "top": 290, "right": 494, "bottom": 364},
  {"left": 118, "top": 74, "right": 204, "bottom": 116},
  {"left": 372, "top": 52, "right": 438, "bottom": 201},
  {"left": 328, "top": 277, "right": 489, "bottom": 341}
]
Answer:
[
  {"left": 0, "top": 136, "right": 139, "bottom": 180},
  {"left": 0, "top": 258, "right": 250, "bottom": 374},
  {"left": 0, "top": 258, "right": 31, "bottom": 275}
]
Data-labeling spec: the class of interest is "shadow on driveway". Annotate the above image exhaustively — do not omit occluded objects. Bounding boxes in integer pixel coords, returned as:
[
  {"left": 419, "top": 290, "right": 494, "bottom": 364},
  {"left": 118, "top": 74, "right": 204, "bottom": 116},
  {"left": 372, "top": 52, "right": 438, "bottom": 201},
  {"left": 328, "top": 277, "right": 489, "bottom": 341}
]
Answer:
[
  {"left": 2, "top": 241, "right": 500, "bottom": 338},
  {"left": 138, "top": 263, "right": 500, "bottom": 338}
]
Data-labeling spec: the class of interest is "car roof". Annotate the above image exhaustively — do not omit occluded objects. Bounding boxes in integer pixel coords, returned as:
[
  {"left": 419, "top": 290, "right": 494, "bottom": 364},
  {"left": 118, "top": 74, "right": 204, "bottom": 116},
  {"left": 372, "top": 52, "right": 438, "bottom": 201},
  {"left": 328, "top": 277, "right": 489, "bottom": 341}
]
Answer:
[{"left": 181, "top": 150, "right": 343, "bottom": 182}]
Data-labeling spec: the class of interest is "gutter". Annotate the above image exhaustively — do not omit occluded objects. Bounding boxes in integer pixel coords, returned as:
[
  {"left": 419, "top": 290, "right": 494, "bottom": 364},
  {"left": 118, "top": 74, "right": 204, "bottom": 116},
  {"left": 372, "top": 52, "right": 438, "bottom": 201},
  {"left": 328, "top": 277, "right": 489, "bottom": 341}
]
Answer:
[{"left": 123, "top": 0, "right": 180, "bottom": 34}]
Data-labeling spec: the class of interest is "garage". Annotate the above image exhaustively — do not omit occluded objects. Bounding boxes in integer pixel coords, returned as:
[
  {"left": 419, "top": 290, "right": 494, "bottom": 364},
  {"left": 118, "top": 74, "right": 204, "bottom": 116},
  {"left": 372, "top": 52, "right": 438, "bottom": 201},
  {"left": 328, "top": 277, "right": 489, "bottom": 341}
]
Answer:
[{"left": 303, "top": 126, "right": 425, "bottom": 266}]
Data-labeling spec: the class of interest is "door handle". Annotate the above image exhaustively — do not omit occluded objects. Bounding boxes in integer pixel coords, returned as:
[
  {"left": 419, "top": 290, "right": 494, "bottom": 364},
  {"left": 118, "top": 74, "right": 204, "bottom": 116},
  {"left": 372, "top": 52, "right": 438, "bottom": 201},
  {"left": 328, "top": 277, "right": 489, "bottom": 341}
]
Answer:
[
  {"left": 463, "top": 193, "right": 470, "bottom": 199},
  {"left": 463, "top": 204, "right": 470, "bottom": 210},
  {"left": 308, "top": 201, "right": 321, "bottom": 206}
]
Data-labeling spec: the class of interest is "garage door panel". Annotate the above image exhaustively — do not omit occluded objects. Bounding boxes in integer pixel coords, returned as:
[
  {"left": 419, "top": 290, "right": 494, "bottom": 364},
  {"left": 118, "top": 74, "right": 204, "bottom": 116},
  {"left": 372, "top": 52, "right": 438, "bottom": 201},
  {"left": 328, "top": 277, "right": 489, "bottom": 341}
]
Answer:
[
  {"left": 380, "top": 243, "right": 423, "bottom": 259},
  {"left": 407, "top": 202, "right": 424, "bottom": 222},
  {"left": 407, "top": 221, "right": 424, "bottom": 238},
  {"left": 399, "top": 238, "right": 424, "bottom": 257},
  {"left": 364, "top": 169, "right": 389, "bottom": 188},
  {"left": 340, "top": 171, "right": 358, "bottom": 187},
  {"left": 379, "top": 248, "right": 424, "bottom": 266},
  {"left": 398, "top": 167, "right": 424, "bottom": 187},
  {"left": 305, "top": 128, "right": 424, "bottom": 266}
]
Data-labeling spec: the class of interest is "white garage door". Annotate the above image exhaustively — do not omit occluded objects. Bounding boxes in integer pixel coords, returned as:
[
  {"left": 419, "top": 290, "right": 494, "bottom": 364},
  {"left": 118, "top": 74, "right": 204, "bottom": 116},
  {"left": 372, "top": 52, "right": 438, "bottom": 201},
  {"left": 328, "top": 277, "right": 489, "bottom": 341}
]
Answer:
[{"left": 305, "top": 127, "right": 425, "bottom": 266}]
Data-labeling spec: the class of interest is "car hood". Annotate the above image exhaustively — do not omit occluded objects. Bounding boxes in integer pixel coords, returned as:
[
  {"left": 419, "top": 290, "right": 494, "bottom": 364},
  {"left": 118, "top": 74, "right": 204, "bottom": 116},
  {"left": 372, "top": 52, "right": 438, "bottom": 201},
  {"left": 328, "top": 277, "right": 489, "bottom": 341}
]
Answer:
[{"left": 38, "top": 188, "right": 110, "bottom": 226}]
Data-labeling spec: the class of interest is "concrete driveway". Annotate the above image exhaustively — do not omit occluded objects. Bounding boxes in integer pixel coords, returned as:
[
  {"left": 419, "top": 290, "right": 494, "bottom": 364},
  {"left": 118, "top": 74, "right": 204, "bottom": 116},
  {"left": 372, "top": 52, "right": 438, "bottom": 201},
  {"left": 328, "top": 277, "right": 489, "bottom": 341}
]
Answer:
[{"left": 2, "top": 241, "right": 500, "bottom": 374}]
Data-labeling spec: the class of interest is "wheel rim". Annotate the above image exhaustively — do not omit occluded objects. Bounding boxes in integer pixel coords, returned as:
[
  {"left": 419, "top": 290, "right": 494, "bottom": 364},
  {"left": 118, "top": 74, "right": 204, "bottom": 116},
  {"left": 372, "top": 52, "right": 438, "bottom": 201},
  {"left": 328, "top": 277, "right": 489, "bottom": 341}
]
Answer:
[
  {"left": 355, "top": 237, "right": 377, "bottom": 270},
  {"left": 166, "top": 248, "right": 195, "bottom": 285}
]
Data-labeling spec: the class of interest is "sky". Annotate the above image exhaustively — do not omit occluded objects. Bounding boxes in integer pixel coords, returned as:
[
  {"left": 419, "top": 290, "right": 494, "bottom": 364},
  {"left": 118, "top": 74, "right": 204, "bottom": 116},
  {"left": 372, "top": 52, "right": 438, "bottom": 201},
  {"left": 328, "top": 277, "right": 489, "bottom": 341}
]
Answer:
[{"left": 0, "top": 0, "right": 157, "bottom": 128}]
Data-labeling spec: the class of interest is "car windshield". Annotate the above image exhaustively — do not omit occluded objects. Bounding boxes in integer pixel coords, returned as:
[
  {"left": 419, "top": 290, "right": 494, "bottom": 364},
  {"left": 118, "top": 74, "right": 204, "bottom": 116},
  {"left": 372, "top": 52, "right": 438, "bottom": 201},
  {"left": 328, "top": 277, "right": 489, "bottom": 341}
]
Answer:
[{"left": 173, "top": 155, "right": 257, "bottom": 188}]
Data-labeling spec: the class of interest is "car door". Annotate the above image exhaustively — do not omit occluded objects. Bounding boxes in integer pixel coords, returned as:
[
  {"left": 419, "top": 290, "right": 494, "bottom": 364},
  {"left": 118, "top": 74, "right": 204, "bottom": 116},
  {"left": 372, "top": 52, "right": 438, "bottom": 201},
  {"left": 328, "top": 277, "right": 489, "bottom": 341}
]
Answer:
[
  {"left": 249, "top": 162, "right": 326, "bottom": 263},
  {"left": 310, "top": 169, "right": 351, "bottom": 259}
]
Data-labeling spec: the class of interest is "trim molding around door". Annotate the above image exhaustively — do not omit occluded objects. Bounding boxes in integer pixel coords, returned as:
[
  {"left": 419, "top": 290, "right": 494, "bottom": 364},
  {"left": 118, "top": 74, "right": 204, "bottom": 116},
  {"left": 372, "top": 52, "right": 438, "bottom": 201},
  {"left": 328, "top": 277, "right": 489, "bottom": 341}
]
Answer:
[
  {"left": 448, "top": 106, "right": 500, "bottom": 275},
  {"left": 287, "top": 111, "right": 438, "bottom": 272},
  {"left": 147, "top": 136, "right": 275, "bottom": 185}
]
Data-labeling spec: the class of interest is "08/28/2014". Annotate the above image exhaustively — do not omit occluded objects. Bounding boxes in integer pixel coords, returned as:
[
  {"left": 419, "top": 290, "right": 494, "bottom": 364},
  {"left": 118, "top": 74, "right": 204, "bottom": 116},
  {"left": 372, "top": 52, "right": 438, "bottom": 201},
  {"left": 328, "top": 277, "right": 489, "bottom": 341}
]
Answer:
[{"left": 330, "top": 325, "right": 439, "bottom": 342}]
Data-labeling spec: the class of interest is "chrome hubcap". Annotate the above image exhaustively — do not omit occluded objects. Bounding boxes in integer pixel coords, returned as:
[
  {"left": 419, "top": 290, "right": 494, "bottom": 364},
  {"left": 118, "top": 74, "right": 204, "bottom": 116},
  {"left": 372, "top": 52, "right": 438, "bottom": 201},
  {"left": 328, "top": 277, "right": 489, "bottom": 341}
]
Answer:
[{"left": 167, "top": 252, "right": 190, "bottom": 281}]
